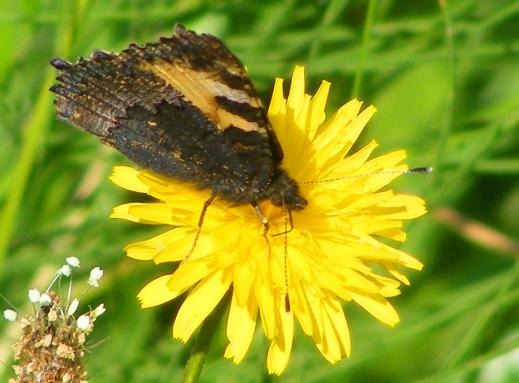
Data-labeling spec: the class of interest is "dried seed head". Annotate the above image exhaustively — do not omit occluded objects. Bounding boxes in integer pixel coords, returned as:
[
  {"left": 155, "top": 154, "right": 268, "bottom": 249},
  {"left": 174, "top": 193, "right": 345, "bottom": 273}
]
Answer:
[
  {"left": 7, "top": 257, "right": 105, "bottom": 383},
  {"left": 9, "top": 293, "right": 91, "bottom": 382}
]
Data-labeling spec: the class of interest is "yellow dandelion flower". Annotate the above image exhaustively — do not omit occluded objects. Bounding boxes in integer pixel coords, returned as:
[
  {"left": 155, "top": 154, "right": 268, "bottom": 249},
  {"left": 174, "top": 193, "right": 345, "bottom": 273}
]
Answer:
[{"left": 110, "top": 66, "right": 426, "bottom": 374}]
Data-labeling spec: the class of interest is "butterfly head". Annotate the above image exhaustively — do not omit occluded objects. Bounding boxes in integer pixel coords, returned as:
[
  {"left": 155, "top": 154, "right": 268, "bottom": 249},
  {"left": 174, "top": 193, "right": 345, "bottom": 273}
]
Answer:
[{"left": 267, "top": 170, "right": 307, "bottom": 210}]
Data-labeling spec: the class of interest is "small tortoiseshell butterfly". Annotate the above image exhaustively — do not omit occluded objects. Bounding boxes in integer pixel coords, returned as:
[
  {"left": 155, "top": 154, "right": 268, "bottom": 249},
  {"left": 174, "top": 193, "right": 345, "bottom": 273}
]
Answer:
[{"left": 50, "top": 24, "right": 304, "bottom": 266}]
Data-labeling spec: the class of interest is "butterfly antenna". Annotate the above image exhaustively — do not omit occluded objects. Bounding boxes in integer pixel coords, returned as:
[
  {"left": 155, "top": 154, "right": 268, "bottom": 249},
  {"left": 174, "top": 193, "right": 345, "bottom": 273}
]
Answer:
[
  {"left": 283, "top": 201, "right": 291, "bottom": 313},
  {"left": 302, "top": 166, "right": 433, "bottom": 185}
]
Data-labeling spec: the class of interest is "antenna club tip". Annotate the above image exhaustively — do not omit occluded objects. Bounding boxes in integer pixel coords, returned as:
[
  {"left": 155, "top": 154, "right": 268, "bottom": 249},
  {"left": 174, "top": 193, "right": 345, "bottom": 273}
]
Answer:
[
  {"left": 409, "top": 166, "right": 433, "bottom": 174},
  {"left": 284, "top": 293, "right": 291, "bottom": 313}
]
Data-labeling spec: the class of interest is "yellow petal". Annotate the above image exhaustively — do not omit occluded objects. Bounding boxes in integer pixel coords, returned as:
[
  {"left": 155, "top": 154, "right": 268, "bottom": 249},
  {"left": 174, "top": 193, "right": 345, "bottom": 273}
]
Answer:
[
  {"left": 326, "top": 140, "right": 379, "bottom": 177},
  {"left": 167, "top": 255, "right": 220, "bottom": 292},
  {"left": 256, "top": 282, "right": 277, "bottom": 339},
  {"left": 287, "top": 65, "right": 305, "bottom": 111},
  {"left": 137, "top": 274, "right": 184, "bottom": 308},
  {"left": 378, "top": 243, "right": 424, "bottom": 270},
  {"left": 125, "top": 227, "right": 192, "bottom": 260},
  {"left": 173, "top": 269, "right": 232, "bottom": 342},
  {"left": 110, "top": 166, "right": 149, "bottom": 193},
  {"left": 224, "top": 292, "right": 258, "bottom": 363},
  {"left": 307, "top": 80, "right": 330, "bottom": 140},
  {"left": 154, "top": 225, "right": 240, "bottom": 264},
  {"left": 301, "top": 285, "right": 325, "bottom": 345},
  {"left": 111, "top": 203, "right": 178, "bottom": 225},
  {"left": 383, "top": 262, "right": 411, "bottom": 285},
  {"left": 233, "top": 255, "right": 256, "bottom": 307},
  {"left": 283, "top": 94, "right": 312, "bottom": 172},
  {"left": 372, "top": 274, "right": 402, "bottom": 297},
  {"left": 319, "top": 105, "right": 377, "bottom": 171},
  {"left": 268, "top": 78, "right": 286, "bottom": 118},
  {"left": 291, "top": 282, "right": 313, "bottom": 336},
  {"left": 325, "top": 298, "right": 351, "bottom": 358},
  {"left": 312, "top": 99, "right": 363, "bottom": 164},
  {"left": 151, "top": 228, "right": 197, "bottom": 263},
  {"left": 314, "top": 300, "right": 342, "bottom": 363},
  {"left": 350, "top": 292, "right": 400, "bottom": 326},
  {"left": 266, "top": 295, "right": 294, "bottom": 375}
]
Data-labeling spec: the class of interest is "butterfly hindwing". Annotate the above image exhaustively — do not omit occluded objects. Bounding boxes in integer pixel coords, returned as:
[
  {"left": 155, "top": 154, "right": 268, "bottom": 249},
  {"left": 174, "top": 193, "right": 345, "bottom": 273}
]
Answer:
[{"left": 115, "top": 100, "right": 277, "bottom": 201}]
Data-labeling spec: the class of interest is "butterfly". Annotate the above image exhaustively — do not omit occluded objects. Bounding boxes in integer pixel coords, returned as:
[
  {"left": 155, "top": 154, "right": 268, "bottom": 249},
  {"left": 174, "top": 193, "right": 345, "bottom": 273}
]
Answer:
[{"left": 50, "top": 24, "right": 305, "bottom": 252}]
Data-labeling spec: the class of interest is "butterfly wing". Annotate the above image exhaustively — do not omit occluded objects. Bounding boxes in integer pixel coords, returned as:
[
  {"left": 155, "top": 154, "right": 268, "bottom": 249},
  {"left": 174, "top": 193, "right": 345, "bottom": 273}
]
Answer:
[{"left": 50, "top": 25, "right": 282, "bottom": 202}]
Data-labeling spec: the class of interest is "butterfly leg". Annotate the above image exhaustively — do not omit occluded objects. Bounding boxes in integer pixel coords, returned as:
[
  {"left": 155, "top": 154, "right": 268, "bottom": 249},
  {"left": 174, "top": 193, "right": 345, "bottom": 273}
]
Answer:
[
  {"left": 271, "top": 208, "right": 294, "bottom": 236},
  {"left": 251, "top": 202, "right": 271, "bottom": 257},
  {"left": 186, "top": 193, "right": 217, "bottom": 260}
]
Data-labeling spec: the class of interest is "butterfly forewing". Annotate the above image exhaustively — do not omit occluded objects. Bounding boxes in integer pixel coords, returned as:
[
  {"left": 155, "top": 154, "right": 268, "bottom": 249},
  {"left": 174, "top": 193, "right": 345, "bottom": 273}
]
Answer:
[{"left": 50, "top": 25, "right": 285, "bottom": 204}]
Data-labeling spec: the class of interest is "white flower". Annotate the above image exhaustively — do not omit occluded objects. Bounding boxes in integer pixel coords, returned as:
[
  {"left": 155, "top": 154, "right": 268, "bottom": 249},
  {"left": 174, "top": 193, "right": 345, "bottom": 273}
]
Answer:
[
  {"left": 93, "top": 303, "right": 106, "bottom": 317},
  {"left": 88, "top": 267, "right": 104, "bottom": 287},
  {"left": 39, "top": 293, "right": 52, "bottom": 306},
  {"left": 28, "top": 288, "right": 41, "bottom": 304},
  {"left": 67, "top": 298, "right": 80, "bottom": 316},
  {"left": 59, "top": 264, "right": 72, "bottom": 277},
  {"left": 76, "top": 314, "right": 90, "bottom": 331},
  {"left": 66, "top": 256, "right": 80, "bottom": 268},
  {"left": 3, "top": 309, "right": 17, "bottom": 321}
]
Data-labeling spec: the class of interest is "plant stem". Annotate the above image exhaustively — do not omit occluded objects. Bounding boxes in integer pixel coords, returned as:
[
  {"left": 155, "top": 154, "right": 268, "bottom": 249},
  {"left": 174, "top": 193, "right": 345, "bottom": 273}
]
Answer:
[
  {"left": 351, "top": 0, "right": 377, "bottom": 98},
  {"left": 182, "top": 296, "right": 229, "bottom": 383}
]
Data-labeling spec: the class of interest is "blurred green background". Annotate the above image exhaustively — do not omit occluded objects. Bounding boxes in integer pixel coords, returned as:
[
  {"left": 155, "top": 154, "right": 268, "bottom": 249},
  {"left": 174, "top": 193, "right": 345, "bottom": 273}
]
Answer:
[{"left": 1, "top": 0, "right": 519, "bottom": 382}]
